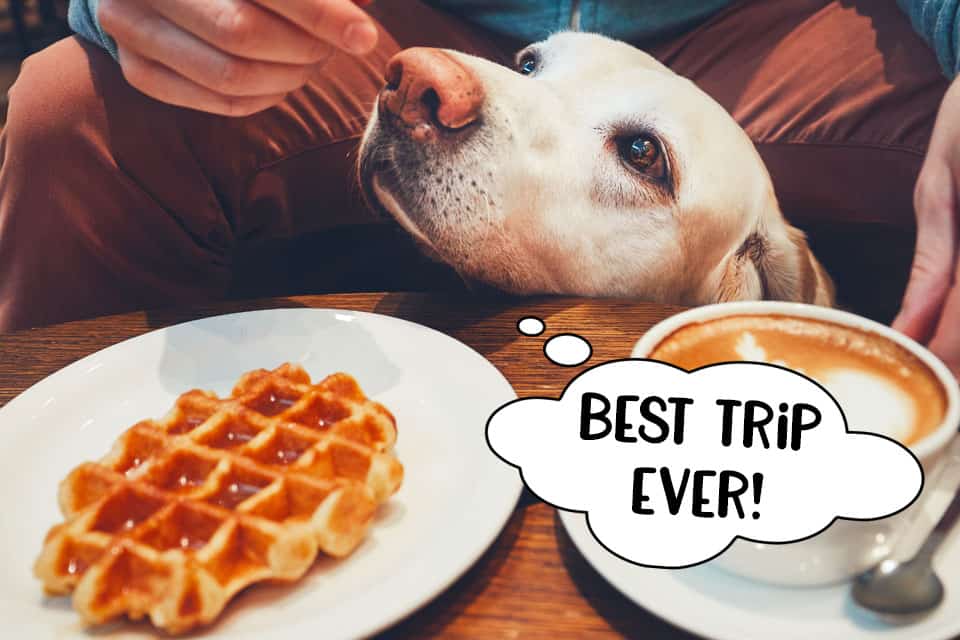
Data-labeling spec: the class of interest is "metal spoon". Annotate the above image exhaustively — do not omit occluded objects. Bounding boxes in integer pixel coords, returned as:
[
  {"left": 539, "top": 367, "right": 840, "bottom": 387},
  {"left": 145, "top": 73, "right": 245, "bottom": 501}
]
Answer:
[{"left": 852, "top": 481, "right": 960, "bottom": 615}]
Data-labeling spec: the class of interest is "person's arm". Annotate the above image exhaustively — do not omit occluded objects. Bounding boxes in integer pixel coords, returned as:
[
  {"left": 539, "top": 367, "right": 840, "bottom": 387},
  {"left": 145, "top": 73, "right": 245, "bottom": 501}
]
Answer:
[
  {"left": 897, "top": 0, "right": 960, "bottom": 77},
  {"left": 894, "top": 0, "right": 960, "bottom": 375},
  {"left": 63, "top": 0, "right": 379, "bottom": 117},
  {"left": 68, "top": 0, "right": 118, "bottom": 58}
]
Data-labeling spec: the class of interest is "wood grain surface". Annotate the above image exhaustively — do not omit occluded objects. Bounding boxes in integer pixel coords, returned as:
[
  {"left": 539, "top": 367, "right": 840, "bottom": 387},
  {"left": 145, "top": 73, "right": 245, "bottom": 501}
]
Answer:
[{"left": 0, "top": 292, "right": 703, "bottom": 639}]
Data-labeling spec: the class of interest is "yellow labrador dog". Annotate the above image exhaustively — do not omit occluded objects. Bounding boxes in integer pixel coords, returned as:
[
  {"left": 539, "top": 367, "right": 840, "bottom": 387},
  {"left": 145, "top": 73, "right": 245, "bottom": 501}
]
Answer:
[{"left": 359, "top": 32, "right": 834, "bottom": 306}]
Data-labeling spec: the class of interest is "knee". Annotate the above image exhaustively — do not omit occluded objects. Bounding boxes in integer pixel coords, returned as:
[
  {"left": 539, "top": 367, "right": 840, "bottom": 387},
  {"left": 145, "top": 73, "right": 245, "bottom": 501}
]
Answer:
[
  {"left": 5, "top": 36, "right": 112, "bottom": 157},
  {"left": 1, "top": 36, "right": 128, "bottom": 241}
]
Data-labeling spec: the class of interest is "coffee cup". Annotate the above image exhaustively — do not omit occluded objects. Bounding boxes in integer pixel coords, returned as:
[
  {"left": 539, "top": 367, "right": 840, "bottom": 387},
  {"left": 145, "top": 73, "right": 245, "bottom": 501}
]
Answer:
[{"left": 632, "top": 301, "right": 960, "bottom": 586}]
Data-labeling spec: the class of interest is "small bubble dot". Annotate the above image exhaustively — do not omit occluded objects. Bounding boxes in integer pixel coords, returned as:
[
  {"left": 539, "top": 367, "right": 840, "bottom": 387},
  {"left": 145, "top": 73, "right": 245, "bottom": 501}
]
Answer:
[
  {"left": 517, "top": 317, "right": 545, "bottom": 336},
  {"left": 544, "top": 334, "right": 592, "bottom": 367}
]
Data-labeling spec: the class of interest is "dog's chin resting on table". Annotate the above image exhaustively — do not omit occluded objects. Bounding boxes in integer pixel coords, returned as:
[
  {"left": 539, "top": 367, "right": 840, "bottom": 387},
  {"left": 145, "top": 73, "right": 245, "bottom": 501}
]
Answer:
[{"left": 359, "top": 32, "right": 834, "bottom": 307}]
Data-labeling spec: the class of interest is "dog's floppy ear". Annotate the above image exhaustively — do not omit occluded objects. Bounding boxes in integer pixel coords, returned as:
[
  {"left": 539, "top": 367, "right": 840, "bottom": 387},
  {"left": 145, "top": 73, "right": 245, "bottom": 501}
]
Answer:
[{"left": 715, "top": 223, "right": 834, "bottom": 305}]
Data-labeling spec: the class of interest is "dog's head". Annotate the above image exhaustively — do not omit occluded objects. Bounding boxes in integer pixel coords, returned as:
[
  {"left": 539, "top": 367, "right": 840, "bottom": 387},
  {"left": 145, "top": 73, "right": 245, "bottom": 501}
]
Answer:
[{"left": 359, "top": 32, "right": 832, "bottom": 305}]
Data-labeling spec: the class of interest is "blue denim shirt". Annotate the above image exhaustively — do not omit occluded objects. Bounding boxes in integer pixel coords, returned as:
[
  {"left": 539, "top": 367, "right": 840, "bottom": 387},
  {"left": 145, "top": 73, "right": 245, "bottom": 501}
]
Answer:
[
  {"left": 69, "top": 0, "right": 960, "bottom": 78},
  {"left": 423, "top": 0, "right": 730, "bottom": 42}
]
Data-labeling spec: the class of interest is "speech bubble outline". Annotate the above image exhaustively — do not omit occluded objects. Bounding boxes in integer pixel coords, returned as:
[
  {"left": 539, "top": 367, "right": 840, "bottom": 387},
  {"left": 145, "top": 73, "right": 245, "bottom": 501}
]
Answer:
[{"left": 486, "top": 357, "right": 925, "bottom": 570}]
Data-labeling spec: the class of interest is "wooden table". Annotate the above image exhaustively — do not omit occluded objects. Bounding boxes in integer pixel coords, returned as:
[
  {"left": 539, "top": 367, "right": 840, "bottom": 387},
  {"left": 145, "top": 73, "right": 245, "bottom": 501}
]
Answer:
[{"left": 0, "top": 292, "right": 702, "bottom": 639}]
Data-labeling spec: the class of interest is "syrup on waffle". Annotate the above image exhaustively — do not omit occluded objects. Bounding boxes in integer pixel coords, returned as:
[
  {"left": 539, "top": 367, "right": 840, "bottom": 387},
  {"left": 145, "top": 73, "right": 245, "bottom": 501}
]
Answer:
[{"left": 34, "top": 363, "right": 403, "bottom": 633}]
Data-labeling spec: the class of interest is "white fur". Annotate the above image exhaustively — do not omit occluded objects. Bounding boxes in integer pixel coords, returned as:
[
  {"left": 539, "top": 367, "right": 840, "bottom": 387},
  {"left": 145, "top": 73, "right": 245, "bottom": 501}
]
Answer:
[{"left": 360, "top": 32, "right": 833, "bottom": 306}]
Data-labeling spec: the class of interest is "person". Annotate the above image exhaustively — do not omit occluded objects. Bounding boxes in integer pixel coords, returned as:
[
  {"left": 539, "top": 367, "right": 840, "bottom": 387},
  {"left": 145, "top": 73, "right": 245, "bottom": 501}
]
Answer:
[{"left": 0, "top": 0, "right": 957, "bottom": 377}]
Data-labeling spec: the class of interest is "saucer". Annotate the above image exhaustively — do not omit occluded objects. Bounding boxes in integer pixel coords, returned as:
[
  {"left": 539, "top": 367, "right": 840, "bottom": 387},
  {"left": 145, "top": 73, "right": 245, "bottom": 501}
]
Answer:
[{"left": 559, "top": 479, "right": 960, "bottom": 640}]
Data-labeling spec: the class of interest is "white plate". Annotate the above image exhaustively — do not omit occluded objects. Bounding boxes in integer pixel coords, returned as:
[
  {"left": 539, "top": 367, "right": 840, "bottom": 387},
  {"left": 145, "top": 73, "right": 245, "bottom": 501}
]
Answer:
[
  {"left": 559, "top": 478, "right": 960, "bottom": 640},
  {"left": 0, "top": 308, "right": 521, "bottom": 638}
]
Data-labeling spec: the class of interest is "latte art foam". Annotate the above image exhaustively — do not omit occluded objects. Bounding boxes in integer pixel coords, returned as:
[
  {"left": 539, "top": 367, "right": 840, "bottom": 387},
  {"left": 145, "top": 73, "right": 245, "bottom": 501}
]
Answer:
[{"left": 648, "top": 315, "right": 946, "bottom": 446}]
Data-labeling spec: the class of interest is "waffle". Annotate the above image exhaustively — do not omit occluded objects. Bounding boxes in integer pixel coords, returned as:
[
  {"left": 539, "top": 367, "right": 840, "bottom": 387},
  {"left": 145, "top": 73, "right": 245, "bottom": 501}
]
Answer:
[{"left": 34, "top": 363, "right": 404, "bottom": 633}]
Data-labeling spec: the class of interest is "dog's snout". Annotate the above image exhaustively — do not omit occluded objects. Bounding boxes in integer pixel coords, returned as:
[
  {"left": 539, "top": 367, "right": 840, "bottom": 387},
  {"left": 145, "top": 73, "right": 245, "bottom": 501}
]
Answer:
[{"left": 380, "top": 48, "right": 484, "bottom": 138}]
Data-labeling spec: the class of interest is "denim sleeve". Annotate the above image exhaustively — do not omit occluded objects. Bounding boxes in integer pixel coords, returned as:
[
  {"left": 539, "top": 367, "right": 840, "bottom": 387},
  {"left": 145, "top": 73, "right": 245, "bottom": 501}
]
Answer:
[
  {"left": 68, "top": 0, "right": 118, "bottom": 59},
  {"left": 898, "top": 0, "right": 960, "bottom": 78}
]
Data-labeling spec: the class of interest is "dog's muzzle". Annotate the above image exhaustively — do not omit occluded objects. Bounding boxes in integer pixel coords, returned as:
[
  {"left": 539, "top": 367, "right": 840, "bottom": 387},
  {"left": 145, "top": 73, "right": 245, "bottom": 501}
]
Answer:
[{"left": 377, "top": 48, "right": 485, "bottom": 142}]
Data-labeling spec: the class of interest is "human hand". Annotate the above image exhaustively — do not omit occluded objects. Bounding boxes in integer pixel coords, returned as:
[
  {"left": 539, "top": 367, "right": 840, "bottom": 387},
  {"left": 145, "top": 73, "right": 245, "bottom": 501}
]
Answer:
[
  {"left": 893, "top": 75, "right": 960, "bottom": 376},
  {"left": 98, "top": 0, "right": 379, "bottom": 116}
]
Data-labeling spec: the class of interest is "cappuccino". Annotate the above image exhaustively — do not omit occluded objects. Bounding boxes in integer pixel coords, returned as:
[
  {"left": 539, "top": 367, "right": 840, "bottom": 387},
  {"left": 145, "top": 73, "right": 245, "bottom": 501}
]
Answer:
[{"left": 648, "top": 314, "right": 946, "bottom": 446}]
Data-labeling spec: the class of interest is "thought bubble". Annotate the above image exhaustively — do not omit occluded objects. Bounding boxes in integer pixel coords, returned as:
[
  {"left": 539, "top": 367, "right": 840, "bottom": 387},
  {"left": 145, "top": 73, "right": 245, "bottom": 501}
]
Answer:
[
  {"left": 517, "top": 317, "right": 546, "bottom": 336},
  {"left": 486, "top": 359, "right": 923, "bottom": 568},
  {"left": 544, "top": 334, "right": 593, "bottom": 366}
]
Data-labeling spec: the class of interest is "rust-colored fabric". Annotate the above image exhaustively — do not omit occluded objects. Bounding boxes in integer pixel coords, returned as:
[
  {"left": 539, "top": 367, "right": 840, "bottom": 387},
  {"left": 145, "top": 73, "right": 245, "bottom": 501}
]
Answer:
[
  {"left": 650, "top": 0, "right": 948, "bottom": 228},
  {"left": 0, "top": 0, "right": 949, "bottom": 331}
]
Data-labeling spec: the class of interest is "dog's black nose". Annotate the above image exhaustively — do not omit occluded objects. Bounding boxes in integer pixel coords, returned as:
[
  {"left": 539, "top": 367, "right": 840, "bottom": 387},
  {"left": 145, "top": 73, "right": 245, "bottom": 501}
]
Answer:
[{"left": 380, "top": 48, "right": 484, "bottom": 140}]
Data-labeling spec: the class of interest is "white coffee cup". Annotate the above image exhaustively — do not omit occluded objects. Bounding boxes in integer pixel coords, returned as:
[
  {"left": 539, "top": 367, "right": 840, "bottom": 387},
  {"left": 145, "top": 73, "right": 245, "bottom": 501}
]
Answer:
[{"left": 632, "top": 301, "right": 960, "bottom": 587}]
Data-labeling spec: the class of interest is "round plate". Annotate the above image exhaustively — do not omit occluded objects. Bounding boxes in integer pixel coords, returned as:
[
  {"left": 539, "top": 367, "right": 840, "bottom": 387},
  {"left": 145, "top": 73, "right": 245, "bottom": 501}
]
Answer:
[
  {"left": 559, "top": 480, "right": 960, "bottom": 640},
  {"left": 0, "top": 308, "right": 521, "bottom": 638}
]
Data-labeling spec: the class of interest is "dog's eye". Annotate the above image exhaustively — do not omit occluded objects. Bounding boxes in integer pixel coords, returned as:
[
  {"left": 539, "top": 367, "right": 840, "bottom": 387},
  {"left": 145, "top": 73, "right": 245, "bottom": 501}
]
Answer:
[
  {"left": 618, "top": 135, "right": 667, "bottom": 179},
  {"left": 627, "top": 138, "right": 658, "bottom": 169},
  {"left": 517, "top": 53, "right": 539, "bottom": 76}
]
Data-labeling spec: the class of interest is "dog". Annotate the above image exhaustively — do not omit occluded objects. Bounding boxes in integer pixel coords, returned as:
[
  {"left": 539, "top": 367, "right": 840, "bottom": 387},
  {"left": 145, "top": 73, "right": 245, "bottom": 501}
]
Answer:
[{"left": 359, "top": 32, "right": 834, "bottom": 307}]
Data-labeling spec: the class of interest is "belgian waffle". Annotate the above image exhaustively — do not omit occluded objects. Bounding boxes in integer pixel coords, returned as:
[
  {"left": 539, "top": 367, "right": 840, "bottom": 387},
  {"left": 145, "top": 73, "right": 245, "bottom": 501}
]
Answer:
[{"left": 34, "top": 363, "right": 404, "bottom": 633}]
